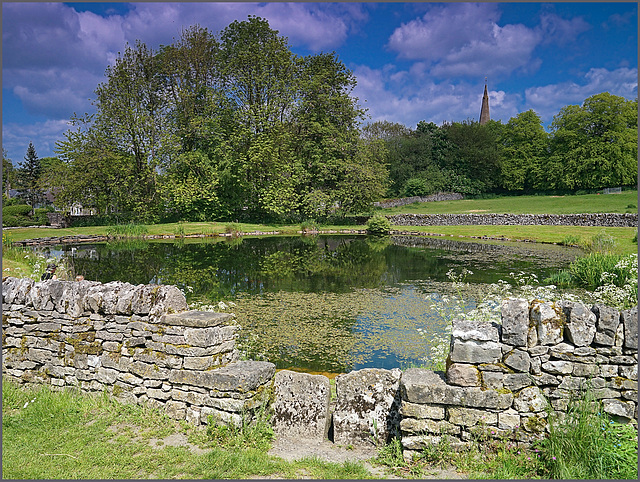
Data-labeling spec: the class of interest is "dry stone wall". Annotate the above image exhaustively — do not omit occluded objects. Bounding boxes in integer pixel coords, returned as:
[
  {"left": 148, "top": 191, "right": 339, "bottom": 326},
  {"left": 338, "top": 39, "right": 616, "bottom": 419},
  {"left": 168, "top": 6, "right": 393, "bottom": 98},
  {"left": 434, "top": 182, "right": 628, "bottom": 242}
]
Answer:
[
  {"left": 3, "top": 277, "right": 637, "bottom": 456},
  {"left": 2, "top": 277, "right": 274, "bottom": 427},
  {"left": 388, "top": 213, "right": 638, "bottom": 227}
]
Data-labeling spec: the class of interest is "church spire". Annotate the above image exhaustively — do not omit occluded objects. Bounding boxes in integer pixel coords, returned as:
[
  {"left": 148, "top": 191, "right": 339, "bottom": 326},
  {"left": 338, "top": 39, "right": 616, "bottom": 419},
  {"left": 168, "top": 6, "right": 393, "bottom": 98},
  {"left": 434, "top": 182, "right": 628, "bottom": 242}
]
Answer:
[{"left": 479, "top": 77, "right": 490, "bottom": 125}]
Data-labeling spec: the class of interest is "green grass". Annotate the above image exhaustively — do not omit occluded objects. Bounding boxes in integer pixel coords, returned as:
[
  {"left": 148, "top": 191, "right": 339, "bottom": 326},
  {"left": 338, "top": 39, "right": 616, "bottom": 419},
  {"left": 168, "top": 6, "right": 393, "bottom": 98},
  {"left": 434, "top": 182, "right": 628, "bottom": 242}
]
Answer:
[
  {"left": 2, "top": 379, "right": 377, "bottom": 479},
  {"left": 376, "top": 190, "right": 638, "bottom": 215},
  {"left": 390, "top": 225, "right": 637, "bottom": 255}
]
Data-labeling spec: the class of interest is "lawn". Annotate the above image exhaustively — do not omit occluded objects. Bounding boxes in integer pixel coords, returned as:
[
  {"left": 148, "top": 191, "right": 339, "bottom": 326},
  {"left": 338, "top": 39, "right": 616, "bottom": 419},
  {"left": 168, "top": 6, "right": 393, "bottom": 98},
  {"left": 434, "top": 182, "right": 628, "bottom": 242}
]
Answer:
[{"left": 375, "top": 190, "right": 638, "bottom": 215}]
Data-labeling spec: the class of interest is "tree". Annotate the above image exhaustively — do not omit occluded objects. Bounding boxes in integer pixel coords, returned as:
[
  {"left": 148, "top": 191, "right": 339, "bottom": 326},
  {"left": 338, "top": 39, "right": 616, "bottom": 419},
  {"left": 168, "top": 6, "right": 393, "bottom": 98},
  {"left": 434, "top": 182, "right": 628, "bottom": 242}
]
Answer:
[
  {"left": 500, "top": 110, "right": 549, "bottom": 191},
  {"left": 441, "top": 120, "right": 503, "bottom": 193},
  {"left": 16, "top": 142, "right": 43, "bottom": 215},
  {"left": 2, "top": 148, "right": 14, "bottom": 198},
  {"left": 548, "top": 92, "right": 637, "bottom": 190},
  {"left": 93, "top": 40, "right": 169, "bottom": 221}
]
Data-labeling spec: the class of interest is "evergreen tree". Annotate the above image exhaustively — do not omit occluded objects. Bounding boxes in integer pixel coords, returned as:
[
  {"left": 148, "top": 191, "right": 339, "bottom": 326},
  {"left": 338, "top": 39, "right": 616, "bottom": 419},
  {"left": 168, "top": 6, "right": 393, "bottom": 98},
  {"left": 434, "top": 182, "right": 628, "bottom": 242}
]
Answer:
[{"left": 17, "top": 142, "right": 43, "bottom": 215}]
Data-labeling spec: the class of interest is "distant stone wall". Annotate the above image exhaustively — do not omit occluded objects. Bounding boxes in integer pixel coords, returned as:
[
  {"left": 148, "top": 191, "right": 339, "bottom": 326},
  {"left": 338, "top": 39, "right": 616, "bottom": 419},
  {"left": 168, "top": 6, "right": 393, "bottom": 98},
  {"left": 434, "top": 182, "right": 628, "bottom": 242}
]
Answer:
[
  {"left": 388, "top": 213, "right": 638, "bottom": 227},
  {"left": 374, "top": 192, "right": 464, "bottom": 209},
  {"left": 3, "top": 277, "right": 637, "bottom": 455}
]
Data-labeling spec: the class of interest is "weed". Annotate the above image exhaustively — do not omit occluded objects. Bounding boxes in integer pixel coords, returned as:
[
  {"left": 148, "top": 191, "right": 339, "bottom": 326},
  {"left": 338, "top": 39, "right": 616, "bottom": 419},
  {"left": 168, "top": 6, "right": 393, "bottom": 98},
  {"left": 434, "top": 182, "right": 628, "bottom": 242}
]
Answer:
[
  {"left": 224, "top": 223, "right": 242, "bottom": 238},
  {"left": 107, "top": 222, "right": 148, "bottom": 238},
  {"left": 542, "top": 389, "right": 638, "bottom": 479},
  {"left": 560, "top": 234, "right": 581, "bottom": 246}
]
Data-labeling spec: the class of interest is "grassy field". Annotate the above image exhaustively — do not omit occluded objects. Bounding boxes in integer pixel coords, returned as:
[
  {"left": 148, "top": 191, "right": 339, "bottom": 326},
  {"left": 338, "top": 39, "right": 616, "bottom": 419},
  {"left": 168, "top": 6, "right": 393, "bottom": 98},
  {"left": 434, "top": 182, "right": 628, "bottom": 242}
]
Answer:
[
  {"left": 375, "top": 190, "right": 638, "bottom": 215},
  {"left": 1, "top": 379, "right": 375, "bottom": 479}
]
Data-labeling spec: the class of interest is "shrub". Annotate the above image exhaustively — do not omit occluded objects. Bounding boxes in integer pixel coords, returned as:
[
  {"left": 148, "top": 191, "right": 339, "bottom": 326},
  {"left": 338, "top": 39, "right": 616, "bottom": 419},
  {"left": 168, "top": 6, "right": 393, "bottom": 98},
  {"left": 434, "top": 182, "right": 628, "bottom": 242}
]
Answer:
[
  {"left": 2, "top": 204, "right": 32, "bottom": 216},
  {"left": 224, "top": 223, "right": 242, "bottom": 237},
  {"left": 569, "top": 252, "right": 627, "bottom": 290},
  {"left": 366, "top": 214, "right": 391, "bottom": 236}
]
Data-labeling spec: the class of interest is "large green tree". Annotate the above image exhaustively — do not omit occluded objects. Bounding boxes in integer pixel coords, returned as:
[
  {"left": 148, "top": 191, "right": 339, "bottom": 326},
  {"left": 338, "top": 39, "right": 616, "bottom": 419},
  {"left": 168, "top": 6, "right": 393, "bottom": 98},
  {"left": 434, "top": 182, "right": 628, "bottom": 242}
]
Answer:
[
  {"left": 500, "top": 110, "right": 549, "bottom": 191},
  {"left": 547, "top": 92, "right": 637, "bottom": 190}
]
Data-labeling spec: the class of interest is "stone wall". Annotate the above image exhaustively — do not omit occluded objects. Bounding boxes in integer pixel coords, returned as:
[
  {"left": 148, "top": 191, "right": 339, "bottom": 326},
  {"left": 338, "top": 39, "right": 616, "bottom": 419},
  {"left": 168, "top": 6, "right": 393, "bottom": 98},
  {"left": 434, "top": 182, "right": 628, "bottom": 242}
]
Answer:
[
  {"left": 2, "top": 277, "right": 274, "bottom": 426},
  {"left": 3, "top": 277, "right": 637, "bottom": 455},
  {"left": 388, "top": 213, "right": 638, "bottom": 227},
  {"left": 374, "top": 192, "right": 464, "bottom": 209}
]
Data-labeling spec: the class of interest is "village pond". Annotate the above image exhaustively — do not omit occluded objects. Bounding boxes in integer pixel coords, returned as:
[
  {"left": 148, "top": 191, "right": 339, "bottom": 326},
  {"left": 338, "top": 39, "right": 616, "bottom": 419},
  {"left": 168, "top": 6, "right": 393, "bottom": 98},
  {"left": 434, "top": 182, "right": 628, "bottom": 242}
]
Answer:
[{"left": 49, "top": 235, "right": 582, "bottom": 374}]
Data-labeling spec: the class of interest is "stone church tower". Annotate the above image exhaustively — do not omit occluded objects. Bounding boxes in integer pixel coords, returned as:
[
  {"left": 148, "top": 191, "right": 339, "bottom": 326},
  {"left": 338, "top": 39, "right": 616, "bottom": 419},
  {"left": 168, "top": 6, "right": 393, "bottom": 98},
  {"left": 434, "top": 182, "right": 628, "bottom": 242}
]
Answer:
[{"left": 479, "top": 79, "right": 490, "bottom": 125}]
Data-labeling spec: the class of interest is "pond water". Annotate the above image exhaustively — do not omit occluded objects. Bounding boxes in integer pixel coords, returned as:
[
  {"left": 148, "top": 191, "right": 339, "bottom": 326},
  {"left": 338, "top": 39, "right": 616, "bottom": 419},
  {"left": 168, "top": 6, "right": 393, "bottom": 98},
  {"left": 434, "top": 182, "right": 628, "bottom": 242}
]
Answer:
[{"left": 49, "top": 235, "right": 581, "bottom": 374}]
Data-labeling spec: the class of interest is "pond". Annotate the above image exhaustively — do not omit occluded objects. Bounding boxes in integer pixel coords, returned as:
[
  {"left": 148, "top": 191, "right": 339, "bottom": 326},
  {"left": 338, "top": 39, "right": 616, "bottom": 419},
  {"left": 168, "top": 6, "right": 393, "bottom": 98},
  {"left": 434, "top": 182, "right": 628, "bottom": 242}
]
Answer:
[{"left": 48, "top": 235, "right": 581, "bottom": 374}]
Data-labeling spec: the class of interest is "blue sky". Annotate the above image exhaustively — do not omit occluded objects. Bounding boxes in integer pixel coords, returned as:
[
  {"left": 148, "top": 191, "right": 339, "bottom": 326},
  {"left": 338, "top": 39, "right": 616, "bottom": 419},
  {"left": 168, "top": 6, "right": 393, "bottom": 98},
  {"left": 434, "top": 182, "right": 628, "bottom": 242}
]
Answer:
[{"left": 2, "top": 2, "right": 637, "bottom": 161}]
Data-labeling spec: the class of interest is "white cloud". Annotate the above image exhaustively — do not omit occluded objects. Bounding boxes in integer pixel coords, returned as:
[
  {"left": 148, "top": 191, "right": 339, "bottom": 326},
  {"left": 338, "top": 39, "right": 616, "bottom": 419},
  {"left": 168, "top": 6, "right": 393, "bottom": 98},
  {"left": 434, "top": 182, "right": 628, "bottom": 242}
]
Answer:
[
  {"left": 386, "top": 3, "right": 541, "bottom": 79},
  {"left": 2, "top": 119, "right": 71, "bottom": 160},
  {"left": 525, "top": 67, "right": 638, "bottom": 122},
  {"left": 352, "top": 64, "right": 521, "bottom": 129}
]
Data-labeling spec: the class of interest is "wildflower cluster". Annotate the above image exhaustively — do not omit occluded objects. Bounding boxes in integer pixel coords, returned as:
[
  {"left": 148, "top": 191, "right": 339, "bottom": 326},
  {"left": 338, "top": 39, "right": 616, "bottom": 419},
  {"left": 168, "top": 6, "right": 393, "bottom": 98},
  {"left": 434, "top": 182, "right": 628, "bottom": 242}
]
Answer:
[{"left": 588, "top": 253, "right": 638, "bottom": 309}]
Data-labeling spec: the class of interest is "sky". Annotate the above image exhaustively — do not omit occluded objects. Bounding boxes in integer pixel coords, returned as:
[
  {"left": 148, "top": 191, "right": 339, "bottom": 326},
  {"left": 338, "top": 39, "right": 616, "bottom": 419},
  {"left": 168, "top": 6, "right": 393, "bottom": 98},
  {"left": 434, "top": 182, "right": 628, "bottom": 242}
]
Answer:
[{"left": 2, "top": 1, "right": 638, "bottom": 161}]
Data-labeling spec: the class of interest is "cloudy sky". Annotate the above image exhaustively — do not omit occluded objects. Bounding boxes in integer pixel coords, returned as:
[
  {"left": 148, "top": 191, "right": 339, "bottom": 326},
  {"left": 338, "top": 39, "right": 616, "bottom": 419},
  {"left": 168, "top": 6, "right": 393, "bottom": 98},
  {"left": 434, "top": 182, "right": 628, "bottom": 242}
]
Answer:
[{"left": 2, "top": 1, "right": 637, "bottom": 161}]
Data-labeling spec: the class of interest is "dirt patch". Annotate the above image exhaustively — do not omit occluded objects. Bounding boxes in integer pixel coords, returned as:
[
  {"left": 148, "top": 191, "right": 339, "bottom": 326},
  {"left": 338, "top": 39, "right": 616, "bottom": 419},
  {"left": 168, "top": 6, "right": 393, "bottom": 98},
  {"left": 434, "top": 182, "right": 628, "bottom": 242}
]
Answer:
[
  {"left": 148, "top": 432, "right": 208, "bottom": 455},
  {"left": 268, "top": 436, "right": 468, "bottom": 479}
]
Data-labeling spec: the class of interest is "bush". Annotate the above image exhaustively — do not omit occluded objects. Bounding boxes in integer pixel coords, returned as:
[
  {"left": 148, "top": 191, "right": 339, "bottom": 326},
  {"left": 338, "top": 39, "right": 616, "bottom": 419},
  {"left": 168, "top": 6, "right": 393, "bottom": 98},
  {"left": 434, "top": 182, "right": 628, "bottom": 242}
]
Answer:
[
  {"left": 569, "top": 252, "right": 627, "bottom": 290},
  {"left": 2, "top": 204, "right": 32, "bottom": 216},
  {"left": 2, "top": 214, "right": 33, "bottom": 227},
  {"left": 366, "top": 214, "right": 391, "bottom": 236},
  {"left": 34, "top": 207, "right": 54, "bottom": 225}
]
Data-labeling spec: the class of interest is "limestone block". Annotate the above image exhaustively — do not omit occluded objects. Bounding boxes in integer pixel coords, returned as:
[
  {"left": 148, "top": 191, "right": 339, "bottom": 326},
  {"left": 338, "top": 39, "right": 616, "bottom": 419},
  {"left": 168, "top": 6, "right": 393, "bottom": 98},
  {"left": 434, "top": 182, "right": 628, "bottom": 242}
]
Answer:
[
  {"left": 147, "top": 388, "right": 171, "bottom": 401},
  {"left": 97, "top": 367, "right": 118, "bottom": 384},
  {"left": 186, "top": 407, "right": 201, "bottom": 426},
  {"left": 129, "top": 360, "right": 170, "bottom": 380},
  {"left": 562, "top": 302, "right": 596, "bottom": 347},
  {"left": 621, "top": 307, "right": 638, "bottom": 349},
  {"left": 610, "top": 377, "right": 637, "bottom": 390},
  {"left": 183, "top": 325, "right": 237, "bottom": 347},
  {"left": 501, "top": 298, "right": 529, "bottom": 347},
  {"left": 165, "top": 400, "right": 187, "bottom": 420},
  {"left": 503, "top": 373, "right": 531, "bottom": 391},
  {"left": 447, "top": 407, "right": 497, "bottom": 427},
  {"left": 272, "top": 370, "right": 331, "bottom": 440},
  {"left": 497, "top": 410, "right": 521, "bottom": 430},
  {"left": 171, "top": 389, "right": 210, "bottom": 406},
  {"left": 28, "top": 347, "right": 51, "bottom": 364},
  {"left": 400, "top": 368, "right": 512, "bottom": 409},
  {"left": 557, "top": 376, "right": 588, "bottom": 391},
  {"left": 117, "top": 372, "right": 143, "bottom": 386},
  {"left": 513, "top": 386, "right": 547, "bottom": 413},
  {"left": 481, "top": 371, "right": 504, "bottom": 390},
  {"left": 132, "top": 348, "right": 183, "bottom": 369},
  {"left": 598, "top": 364, "right": 618, "bottom": 378},
  {"left": 530, "top": 302, "right": 564, "bottom": 345},
  {"left": 3, "top": 277, "right": 34, "bottom": 305},
  {"left": 161, "top": 310, "right": 234, "bottom": 328},
  {"left": 602, "top": 399, "right": 635, "bottom": 420},
  {"left": 503, "top": 349, "right": 531, "bottom": 372},
  {"left": 446, "top": 363, "right": 480, "bottom": 387},
  {"left": 333, "top": 368, "right": 402, "bottom": 446},
  {"left": 148, "top": 285, "right": 189, "bottom": 318},
  {"left": 541, "top": 360, "right": 573, "bottom": 375},
  {"left": 451, "top": 318, "right": 500, "bottom": 342},
  {"left": 201, "top": 406, "right": 242, "bottom": 427},
  {"left": 530, "top": 357, "right": 542, "bottom": 375},
  {"left": 528, "top": 345, "right": 549, "bottom": 357},
  {"left": 400, "top": 417, "right": 459, "bottom": 435},
  {"left": 619, "top": 364, "right": 637, "bottom": 380},
  {"left": 401, "top": 435, "right": 443, "bottom": 450},
  {"left": 449, "top": 339, "right": 502, "bottom": 364},
  {"left": 169, "top": 360, "right": 275, "bottom": 393},
  {"left": 400, "top": 402, "right": 445, "bottom": 420},
  {"left": 572, "top": 363, "right": 598, "bottom": 377},
  {"left": 592, "top": 304, "right": 620, "bottom": 346}
]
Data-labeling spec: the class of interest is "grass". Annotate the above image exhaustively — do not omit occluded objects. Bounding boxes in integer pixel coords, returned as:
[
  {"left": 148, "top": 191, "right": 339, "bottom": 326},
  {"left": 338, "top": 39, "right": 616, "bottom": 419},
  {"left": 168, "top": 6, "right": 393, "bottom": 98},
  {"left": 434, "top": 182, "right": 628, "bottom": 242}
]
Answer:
[
  {"left": 389, "top": 225, "right": 637, "bottom": 255},
  {"left": 375, "top": 390, "right": 638, "bottom": 479},
  {"left": 2, "top": 378, "right": 377, "bottom": 479},
  {"left": 375, "top": 190, "right": 639, "bottom": 215}
]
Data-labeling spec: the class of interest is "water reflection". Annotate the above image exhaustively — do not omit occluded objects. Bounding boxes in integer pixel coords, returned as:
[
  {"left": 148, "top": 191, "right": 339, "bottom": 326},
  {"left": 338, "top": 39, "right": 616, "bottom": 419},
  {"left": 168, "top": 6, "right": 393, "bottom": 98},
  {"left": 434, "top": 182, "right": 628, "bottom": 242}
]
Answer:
[{"left": 50, "top": 235, "right": 580, "bottom": 372}]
